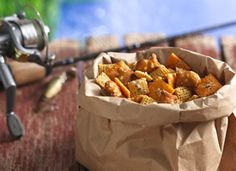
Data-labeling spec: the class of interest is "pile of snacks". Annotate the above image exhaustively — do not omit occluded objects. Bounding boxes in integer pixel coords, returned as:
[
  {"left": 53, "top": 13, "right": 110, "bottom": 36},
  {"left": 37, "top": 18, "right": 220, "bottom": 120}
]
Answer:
[{"left": 95, "top": 53, "right": 223, "bottom": 104}]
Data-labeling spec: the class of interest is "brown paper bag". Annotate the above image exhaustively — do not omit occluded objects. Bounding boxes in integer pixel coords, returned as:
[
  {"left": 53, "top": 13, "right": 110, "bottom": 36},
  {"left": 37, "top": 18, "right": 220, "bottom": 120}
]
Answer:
[{"left": 76, "top": 47, "right": 236, "bottom": 171}]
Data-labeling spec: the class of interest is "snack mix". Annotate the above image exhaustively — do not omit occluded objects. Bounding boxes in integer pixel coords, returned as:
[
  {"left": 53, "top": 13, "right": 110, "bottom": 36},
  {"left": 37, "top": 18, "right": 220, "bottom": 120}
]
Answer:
[{"left": 95, "top": 53, "right": 223, "bottom": 104}]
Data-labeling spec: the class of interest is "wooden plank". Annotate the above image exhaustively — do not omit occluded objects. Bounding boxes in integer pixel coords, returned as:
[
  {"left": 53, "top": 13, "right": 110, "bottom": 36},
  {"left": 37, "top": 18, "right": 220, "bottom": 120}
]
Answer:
[
  {"left": 220, "top": 36, "right": 236, "bottom": 69},
  {"left": 174, "top": 35, "right": 219, "bottom": 59},
  {"left": 49, "top": 39, "right": 80, "bottom": 59},
  {"left": 85, "top": 35, "right": 120, "bottom": 53},
  {"left": 124, "top": 32, "right": 167, "bottom": 47},
  {"left": 0, "top": 40, "right": 79, "bottom": 171}
]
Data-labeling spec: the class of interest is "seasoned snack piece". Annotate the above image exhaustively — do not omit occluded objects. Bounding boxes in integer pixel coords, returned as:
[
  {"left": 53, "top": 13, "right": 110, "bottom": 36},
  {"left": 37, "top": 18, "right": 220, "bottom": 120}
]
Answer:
[
  {"left": 119, "top": 71, "right": 133, "bottom": 85},
  {"left": 147, "top": 53, "right": 160, "bottom": 72},
  {"left": 96, "top": 72, "right": 111, "bottom": 89},
  {"left": 105, "top": 60, "right": 133, "bottom": 85},
  {"left": 135, "top": 53, "right": 160, "bottom": 72},
  {"left": 104, "top": 80, "right": 122, "bottom": 97},
  {"left": 114, "top": 77, "right": 131, "bottom": 98},
  {"left": 98, "top": 64, "right": 115, "bottom": 74},
  {"left": 128, "top": 62, "right": 136, "bottom": 71},
  {"left": 134, "top": 70, "right": 153, "bottom": 81},
  {"left": 166, "top": 53, "right": 191, "bottom": 70},
  {"left": 148, "top": 77, "right": 175, "bottom": 95},
  {"left": 117, "top": 60, "right": 132, "bottom": 70},
  {"left": 175, "top": 68, "right": 201, "bottom": 88},
  {"left": 167, "top": 73, "right": 176, "bottom": 88},
  {"left": 150, "top": 65, "right": 169, "bottom": 80},
  {"left": 196, "top": 73, "right": 223, "bottom": 97},
  {"left": 188, "top": 94, "right": 199, "bottom": 101},
  {"left": 175, "top": 86, "right": 192, "bottom": 102},
  {"left": 149, "top": 88, "right": 177, "bottom": 104},
  {"left": 168, "top": 68, "right": 176, "bottom": 73},
  {"left": 131, "top": 95, "right": 144, "bottom": 103},
  {"left": 130, "top": 95, "right": 155, "bottom": 104},
  {"left": 140, "top": 95, "right": 156, "bottom": 105},
  {"left": 127, "top": 78, "right": 149, "bottom": 97}
]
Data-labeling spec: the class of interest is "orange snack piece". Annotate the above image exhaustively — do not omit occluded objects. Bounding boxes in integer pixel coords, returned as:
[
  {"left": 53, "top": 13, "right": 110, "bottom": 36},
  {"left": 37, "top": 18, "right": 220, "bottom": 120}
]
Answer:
[
  {"left": 117, "top": 60, "right": 131, "bottom": 71},
  {"left": 166, "top": 53, "right": 191, "bottom": 70},
  {"left": 196, "top": 73, "right": 223, "bottom": 97},
  {"left": 148, "top": 77, "right": 175, "bottom": 95},
  {"left": 105, "top": 60, "right": 133, "bottom": 85},
  {"left": 114, "top": 77, "right": 131, "bottom": 98},
  {"left": 104, "top": 80, "right": 122, "bottom": 97},
  {"left": 175, "top": 68, "right": 201, "bottom": 88}
]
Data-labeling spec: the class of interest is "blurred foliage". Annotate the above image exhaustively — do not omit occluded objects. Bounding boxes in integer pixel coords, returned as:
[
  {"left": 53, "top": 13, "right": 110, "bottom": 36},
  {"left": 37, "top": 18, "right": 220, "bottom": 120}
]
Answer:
[
  {"left": 0, "top": 0, "right": 60, "bottom": 39},
  {"left": 61, "top": 0, "right": 107, "bottom": 3}
]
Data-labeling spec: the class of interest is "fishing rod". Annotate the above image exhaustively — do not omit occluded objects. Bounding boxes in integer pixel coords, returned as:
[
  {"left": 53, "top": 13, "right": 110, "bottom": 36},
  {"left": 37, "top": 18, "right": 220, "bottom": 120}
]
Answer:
[{"left": 52, "top": 20, "right": 236, "bottom": 68}]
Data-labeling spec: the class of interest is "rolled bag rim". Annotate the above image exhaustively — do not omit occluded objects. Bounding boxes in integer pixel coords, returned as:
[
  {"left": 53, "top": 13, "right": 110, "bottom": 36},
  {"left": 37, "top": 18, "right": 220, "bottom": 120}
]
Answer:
[{"left": 78, "top": 47, "right": 236, "bottom": 126}]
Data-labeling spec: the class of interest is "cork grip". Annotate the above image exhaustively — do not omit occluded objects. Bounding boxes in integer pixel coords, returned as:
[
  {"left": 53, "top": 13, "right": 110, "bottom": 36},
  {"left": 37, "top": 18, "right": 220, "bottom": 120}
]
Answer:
[{"left": 8, "top": 61, "right": 46, "bottom": 86}]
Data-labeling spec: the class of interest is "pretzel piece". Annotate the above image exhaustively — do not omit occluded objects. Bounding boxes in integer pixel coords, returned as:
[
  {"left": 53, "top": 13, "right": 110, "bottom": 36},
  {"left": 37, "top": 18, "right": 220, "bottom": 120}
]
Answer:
[
  {"left": 104, "top": 80, "right": 122, "bottom": 97},
  {"left": 135, "top": 53, "right": 160, "bottom": 72},
  {"left": 175, "top": 68, "right": 201, "bottom": 88}
]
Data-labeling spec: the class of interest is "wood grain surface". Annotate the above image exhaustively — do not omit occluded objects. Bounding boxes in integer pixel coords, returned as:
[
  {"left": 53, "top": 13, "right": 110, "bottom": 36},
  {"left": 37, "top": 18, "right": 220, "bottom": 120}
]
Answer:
[{"left": 0, "top": 40, "right": 79, "bottom": 171}]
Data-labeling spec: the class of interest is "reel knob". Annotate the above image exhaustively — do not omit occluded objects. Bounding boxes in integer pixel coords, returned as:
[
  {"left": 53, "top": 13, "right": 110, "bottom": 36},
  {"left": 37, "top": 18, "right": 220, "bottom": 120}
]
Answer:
[{"left": 7, "top": 112, "right": 24, "bottom": 139}]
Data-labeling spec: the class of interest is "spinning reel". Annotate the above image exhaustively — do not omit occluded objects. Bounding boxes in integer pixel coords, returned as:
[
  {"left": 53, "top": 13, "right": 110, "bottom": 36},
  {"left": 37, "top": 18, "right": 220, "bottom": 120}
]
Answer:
[{"left": 0, "top": 9, "right": 51, "bottom": 139}]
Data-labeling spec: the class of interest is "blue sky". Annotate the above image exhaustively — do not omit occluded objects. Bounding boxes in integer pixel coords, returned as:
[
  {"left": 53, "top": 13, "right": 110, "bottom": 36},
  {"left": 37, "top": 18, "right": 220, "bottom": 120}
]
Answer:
[{"left": 55, "top": 0, "right": 236, "bottom": 40}]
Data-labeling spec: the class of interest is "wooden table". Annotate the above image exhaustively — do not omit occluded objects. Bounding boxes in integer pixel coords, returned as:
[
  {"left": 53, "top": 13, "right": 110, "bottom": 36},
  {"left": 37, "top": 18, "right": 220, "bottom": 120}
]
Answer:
[{"left": 0, "top": 40, "right": 79, "bottom": 171}]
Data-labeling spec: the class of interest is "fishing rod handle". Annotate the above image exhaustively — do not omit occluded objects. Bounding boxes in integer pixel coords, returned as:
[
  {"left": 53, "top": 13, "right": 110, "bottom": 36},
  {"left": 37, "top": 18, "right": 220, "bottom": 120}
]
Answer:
[{"left": 8, "top": 61, "right": 47, "bottom": 86}]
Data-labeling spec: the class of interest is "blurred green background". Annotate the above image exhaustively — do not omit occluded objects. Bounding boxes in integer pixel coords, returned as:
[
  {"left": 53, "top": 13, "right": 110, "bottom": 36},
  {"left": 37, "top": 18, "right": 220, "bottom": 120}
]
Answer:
[{"left": 0, "top": 0, "right": 60, "bottom": 39}]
